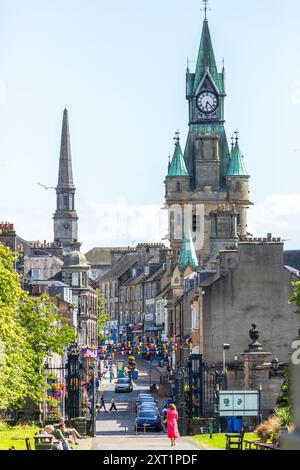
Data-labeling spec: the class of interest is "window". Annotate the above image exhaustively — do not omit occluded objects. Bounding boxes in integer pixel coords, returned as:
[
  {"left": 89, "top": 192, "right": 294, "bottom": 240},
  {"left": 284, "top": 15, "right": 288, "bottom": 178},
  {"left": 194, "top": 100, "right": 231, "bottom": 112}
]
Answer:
[
  {"left": 72, "top": 295, "right": 79, "bottom": 307},
  {"left": 63, "top": 194, "right": 69, "bottom": 210},
  {"left": 191, "top": 306, "right": 199, "bottom": 330},
  {"left": 193, "top": 214, "right": 201, "bottom": 233},
  {"left": 31, "top": 268, "right": 42, "bottom": 280},
  {"left": 72, "top": 272, "right": 79, "bottom": 287},
  {"left": 176, "top": 181, "right": 181, "bottom": 192},
  {"left": 144, "top": 266, "right": 150, "bottom": 276},
  {"left": 237, "top": 213, "right": 241, "bottom": 225}
]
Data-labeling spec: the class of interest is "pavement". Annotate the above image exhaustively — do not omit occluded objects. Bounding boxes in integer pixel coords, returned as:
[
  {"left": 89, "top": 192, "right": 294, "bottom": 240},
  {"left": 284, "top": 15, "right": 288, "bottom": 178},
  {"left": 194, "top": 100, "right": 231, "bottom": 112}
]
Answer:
[{"left": 90, "top": 359, "right": 202, "bottom": 451}]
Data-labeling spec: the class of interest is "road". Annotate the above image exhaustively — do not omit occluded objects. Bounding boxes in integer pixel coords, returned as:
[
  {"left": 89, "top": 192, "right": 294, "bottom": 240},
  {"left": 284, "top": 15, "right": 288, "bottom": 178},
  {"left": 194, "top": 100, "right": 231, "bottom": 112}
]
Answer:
[{"left": 92, "top": 360, "right": 201, "bottom": 451}]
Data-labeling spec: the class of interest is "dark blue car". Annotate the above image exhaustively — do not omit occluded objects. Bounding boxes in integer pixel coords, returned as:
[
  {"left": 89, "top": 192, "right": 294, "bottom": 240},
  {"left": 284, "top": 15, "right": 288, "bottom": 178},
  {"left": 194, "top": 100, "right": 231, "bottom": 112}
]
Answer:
[{"left": 135, "top": 410, "right": 162, "bottom": 432}]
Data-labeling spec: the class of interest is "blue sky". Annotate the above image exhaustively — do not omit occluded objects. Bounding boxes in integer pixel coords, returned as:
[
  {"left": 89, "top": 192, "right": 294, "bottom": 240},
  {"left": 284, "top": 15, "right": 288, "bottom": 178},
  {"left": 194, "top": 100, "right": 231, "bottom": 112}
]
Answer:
[{"left": 0, "top": 0, "right": 300, "bottom": 250}]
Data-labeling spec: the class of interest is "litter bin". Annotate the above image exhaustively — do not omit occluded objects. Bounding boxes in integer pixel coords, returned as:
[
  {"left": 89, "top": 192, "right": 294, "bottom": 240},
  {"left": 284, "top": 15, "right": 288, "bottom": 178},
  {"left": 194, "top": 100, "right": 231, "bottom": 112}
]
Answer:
[
  {"left": 74, "top": 417, "right": 88, "bottom": 436},
  {"left": 227, "top": 417, "right": 234, "bottom": 433},
  {"left": 132, "top": 370, "right": 139, "bottom": 380},
  {"left": 234, "top": 417, "right": 243, "bottom": 433}
]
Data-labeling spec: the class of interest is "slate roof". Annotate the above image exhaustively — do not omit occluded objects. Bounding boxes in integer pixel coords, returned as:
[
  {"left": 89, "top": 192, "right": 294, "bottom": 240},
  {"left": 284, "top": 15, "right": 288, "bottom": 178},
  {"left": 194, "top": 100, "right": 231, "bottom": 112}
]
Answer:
[
  {"left": 97, "top": 254, "right": 139, "bottom": 282},
  {"left": 284, "top": 251, "right": 300, "bottom": 272},
  {"left": 85, "top": 247, "right": 112, "bottom": 266}
]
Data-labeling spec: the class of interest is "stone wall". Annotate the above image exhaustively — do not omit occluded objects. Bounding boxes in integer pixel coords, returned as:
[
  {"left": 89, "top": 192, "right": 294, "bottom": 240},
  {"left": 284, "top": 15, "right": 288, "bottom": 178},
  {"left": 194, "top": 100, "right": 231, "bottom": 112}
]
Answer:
[{"left": 202, "top": 242, "right": 300, "bottom": 364}]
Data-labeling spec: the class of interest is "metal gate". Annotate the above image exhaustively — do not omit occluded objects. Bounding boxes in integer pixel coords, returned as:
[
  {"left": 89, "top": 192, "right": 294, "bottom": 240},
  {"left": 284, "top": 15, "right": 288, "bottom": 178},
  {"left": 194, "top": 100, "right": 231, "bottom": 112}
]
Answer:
[
  {"left": 43, "top": 346, "right": 96, "bottom": 436},
  {"left": 43, "top": 362, "right": 67, "bottom": 422},
  {"left": 186, "top": 354, "right": 227, "bottom": 418}
]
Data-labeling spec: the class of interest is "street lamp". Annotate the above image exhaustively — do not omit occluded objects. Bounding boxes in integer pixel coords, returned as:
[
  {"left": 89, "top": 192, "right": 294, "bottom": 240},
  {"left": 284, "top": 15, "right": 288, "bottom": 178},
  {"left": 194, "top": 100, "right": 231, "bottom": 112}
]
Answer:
[
  {"left": 269, "top": 356, "right": 283, "bottom": 378},
  {"left": 223, "top": 344, "right": 230, "bottom": 374}
]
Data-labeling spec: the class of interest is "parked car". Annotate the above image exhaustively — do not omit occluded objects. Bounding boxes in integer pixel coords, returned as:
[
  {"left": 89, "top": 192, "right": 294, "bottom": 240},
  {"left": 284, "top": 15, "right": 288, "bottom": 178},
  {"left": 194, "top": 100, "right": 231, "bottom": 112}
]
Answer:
[
  {"left": 137, "top": 404, "right": 160, "bottom": 416},
  {"left": 136, "top": 394, "right": 156, "bottom": 405},
  {"left": 114, "top": 377, "right": 133, "bottom": 393},
  {"left": 135, "top": 410, "right": 162, "bottom": 432}
]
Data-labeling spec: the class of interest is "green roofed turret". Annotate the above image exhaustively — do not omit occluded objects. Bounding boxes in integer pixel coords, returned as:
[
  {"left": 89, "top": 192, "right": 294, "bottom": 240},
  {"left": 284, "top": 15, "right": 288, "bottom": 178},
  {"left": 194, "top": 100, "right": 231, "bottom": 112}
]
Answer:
[{"left": 178, "top": 226, "right": 199, "bottom": 271}]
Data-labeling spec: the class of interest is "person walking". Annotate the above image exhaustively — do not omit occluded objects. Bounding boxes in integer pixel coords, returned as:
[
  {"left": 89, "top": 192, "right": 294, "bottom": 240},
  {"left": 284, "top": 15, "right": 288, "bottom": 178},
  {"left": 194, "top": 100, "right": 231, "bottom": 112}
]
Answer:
[
  {"left": 109, "top": 397, "right": 118, "bottom": 412},
  {"left": 97, "top": 393, "right": 108, "bottom": 413},
  {"left": 166, "top": 404, "right": 180, "bottom": 447}
]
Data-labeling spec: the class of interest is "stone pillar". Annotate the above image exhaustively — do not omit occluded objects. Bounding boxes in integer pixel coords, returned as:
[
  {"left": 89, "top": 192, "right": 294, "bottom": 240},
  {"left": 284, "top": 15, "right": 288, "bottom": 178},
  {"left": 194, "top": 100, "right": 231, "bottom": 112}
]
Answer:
[
  {"left": 240, "top": 352, "right": 271, "bottom": 390},
  {"left": 281, "top": 365, "right": 300, "bottom": 450}
]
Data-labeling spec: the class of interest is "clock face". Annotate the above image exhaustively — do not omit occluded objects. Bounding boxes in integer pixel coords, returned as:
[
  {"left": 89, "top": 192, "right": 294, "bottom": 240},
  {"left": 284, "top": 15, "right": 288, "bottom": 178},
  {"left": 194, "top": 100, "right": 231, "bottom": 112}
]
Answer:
[{"left": 196, "top": 91, "right": 219, "bottom": 114}]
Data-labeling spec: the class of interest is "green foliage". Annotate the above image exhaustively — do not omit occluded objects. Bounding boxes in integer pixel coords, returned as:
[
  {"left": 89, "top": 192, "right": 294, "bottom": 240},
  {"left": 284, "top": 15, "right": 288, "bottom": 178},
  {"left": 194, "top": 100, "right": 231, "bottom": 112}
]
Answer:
[
  {"left": 276, "top": 371, "right": 290, "bottom": 408},
  {"left": 97, "top": 289, "right": 109, "bottom": 343},
  {"left": 0, "top": 243, "right": 76, "bottom": 411},
  {"left": 274, "top": 406, "right": 293, "bottom": 428},
  {"left": 289, "top": 282, "right": 300, "bottom": 320}
]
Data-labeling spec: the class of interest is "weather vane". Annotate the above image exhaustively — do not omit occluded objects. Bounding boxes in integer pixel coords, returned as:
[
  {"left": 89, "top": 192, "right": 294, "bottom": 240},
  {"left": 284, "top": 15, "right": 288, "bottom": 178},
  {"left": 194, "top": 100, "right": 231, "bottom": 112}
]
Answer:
[
  {"left": 202, "top": 0, "right": 211, "bottom": 20},
  {"left": 174, "top": 130, "right": 180, "bottom": 145},
  {"left": 234, "top": 129, "right": 240, "bottom": 144}
]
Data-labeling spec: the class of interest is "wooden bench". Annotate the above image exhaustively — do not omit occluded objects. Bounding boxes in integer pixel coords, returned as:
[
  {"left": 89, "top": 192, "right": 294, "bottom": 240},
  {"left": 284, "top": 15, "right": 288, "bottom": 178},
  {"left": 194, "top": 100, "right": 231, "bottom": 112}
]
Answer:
[
  {"left": 25, "top": 438, "right": 32, "bottom": 451},
  {"left": 226, "top": 428, "right": 246, "bottom": 450},
  {"left": 244, "top": 438, "right": 280, "bottom": 451}
]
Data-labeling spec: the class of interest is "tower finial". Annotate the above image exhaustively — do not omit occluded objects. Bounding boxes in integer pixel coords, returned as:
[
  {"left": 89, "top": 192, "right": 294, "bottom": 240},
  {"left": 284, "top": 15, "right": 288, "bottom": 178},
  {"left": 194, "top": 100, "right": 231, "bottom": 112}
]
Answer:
[
  {"left": 174, "top": 130, "right": 180, "bottom": 146},
  {"left": 202, "top": 0, "right": 210, "bottom": 21},
  {"left": 231, "top": 135, "right": 235, "bottom": 149},
  {"left": 234, "top": 129, "right": 240, "bottom": 144}
]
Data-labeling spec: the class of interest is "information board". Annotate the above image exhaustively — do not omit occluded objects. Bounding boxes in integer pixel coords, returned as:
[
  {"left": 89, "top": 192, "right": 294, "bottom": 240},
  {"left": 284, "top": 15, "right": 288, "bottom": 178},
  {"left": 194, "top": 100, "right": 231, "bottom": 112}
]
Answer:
[{"left": 217, "top": 390, "right": 260, "bottom": 417}]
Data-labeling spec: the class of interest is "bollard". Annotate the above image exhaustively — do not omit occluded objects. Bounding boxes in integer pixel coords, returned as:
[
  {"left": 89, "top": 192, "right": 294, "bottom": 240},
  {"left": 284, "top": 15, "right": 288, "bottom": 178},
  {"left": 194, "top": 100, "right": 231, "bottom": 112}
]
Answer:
[
  {"left": 124, "top": 425, "right": 128, "bottom": 435},
  {"left": 209, "top": 418, "right": 213, "bottom": 439}
]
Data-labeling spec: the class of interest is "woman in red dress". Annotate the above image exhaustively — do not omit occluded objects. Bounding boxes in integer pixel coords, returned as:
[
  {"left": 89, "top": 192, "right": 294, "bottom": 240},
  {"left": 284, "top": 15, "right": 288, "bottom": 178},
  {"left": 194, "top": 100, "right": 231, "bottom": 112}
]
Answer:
[{"left": 167, "top": 404, "right": 180, "bottom": 446}]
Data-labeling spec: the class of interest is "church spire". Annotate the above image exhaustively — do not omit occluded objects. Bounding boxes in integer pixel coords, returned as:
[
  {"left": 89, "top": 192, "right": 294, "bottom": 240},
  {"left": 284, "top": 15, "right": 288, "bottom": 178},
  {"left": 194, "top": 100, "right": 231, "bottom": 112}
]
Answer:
[
  {"left": 178, "top": 226, "right": 199, "bottom": 271},
  {"left": 193, "top": 15, "right": 223, "bottom": 94},
  {"left": 57, "top": 108, "right": 75, "bottom": 189},
  {"left": 53, "top": 109, "right": 80, "bottom": 253},
  {"left": 168, "top": 131, "right": 189, "bottom": 177},
  {"left": 225, "top": 133, "right": 249, "bottom": 177}
]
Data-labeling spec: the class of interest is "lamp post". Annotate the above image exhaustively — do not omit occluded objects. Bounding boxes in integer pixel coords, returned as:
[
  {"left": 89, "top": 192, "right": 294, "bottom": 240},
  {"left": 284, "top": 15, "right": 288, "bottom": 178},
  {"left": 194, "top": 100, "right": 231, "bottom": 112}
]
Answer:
[{"left": 269, "top": 356, "right": 283, "bottom": 378}]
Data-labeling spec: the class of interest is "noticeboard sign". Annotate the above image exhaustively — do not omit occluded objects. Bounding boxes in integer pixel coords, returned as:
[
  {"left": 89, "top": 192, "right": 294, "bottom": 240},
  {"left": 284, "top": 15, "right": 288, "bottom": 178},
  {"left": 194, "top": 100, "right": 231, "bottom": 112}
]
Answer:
[{"left": 217, "top": 390, "right": 260, "bottom": 417}]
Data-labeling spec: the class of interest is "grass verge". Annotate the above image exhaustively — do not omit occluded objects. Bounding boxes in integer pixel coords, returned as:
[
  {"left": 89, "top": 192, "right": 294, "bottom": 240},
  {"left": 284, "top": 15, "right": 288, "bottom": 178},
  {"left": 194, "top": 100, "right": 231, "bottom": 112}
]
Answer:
[{"left": 193, "top": 432, "right": 259, "bottom": 450}]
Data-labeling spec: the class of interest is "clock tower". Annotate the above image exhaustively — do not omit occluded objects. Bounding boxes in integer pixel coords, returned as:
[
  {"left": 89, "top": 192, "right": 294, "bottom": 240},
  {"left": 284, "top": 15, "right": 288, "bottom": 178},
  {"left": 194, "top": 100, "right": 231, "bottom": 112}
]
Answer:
[{"left": 165, "top": 13, "right": 251, "bottom": 268}]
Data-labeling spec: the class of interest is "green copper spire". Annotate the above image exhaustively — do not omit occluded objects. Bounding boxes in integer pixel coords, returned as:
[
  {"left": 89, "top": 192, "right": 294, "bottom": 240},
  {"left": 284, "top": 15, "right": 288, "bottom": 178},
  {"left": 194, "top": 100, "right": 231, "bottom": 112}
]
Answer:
[
  {"left": 168, "top": 132, "right": 189, "bottom": 177},
  {"left": 178, "top": 226, "right": 199, "bottom": 270},
  {"left": 193, "top": 19, "right": 224, "bottom": 94},
  {"left": 225, "top": 133, "right": 248, "bottom": 177}
]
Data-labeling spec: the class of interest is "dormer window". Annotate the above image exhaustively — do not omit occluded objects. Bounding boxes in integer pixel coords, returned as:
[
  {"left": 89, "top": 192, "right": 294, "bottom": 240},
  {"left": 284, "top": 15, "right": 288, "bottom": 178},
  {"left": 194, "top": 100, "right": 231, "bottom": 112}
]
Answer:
[
  {"left": 144, "top": 266, "right": 150, "bottom": 276},
  {"left": 132, "top": 268, "right": 137, "bottom": 277}
]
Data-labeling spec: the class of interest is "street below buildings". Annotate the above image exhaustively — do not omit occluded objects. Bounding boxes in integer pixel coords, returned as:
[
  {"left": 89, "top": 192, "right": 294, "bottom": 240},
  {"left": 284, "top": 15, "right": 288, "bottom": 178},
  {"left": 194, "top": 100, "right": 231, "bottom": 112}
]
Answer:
[{"left": 92, "top": 359, "right": 201, "bottom": 451}]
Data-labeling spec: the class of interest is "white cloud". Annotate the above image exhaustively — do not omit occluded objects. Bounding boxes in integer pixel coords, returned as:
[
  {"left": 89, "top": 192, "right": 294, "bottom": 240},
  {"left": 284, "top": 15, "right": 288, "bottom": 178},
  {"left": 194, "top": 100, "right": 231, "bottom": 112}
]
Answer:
[
  {"left": 2, "top": 194, "right": 299, "bottom": 252},
  {"left": 248, "top": 194, "right": 300, "bottom": 249},
  {"left": 80, "top": 199, "right": 168, "bottom": 251}
]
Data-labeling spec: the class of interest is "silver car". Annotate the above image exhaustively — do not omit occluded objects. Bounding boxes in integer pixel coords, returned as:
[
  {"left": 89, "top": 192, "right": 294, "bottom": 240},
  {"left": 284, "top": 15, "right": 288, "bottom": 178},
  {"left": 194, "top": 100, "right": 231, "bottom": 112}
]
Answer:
[{"left": 115, "top": 378, "right": 133, "bottom": 393}]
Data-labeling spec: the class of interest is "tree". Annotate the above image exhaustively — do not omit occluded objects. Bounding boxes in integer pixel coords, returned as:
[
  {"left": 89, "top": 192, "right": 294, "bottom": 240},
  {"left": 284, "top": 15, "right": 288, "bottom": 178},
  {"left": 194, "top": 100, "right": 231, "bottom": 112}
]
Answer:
[
  {"left": 0, "top": 244, "right": 76, "bottom": 410},
  {"left": 0, "top": 245, "right": 30, "bottom": 410},
  {"left": 18, "top": 294, "right": 76, "bottom": 405},
  {"left": 290, "top": 281, "right": 300, "bottom": 322},
  {"left": 97, "top": 289, "right": 109, "bottom": 343}
]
